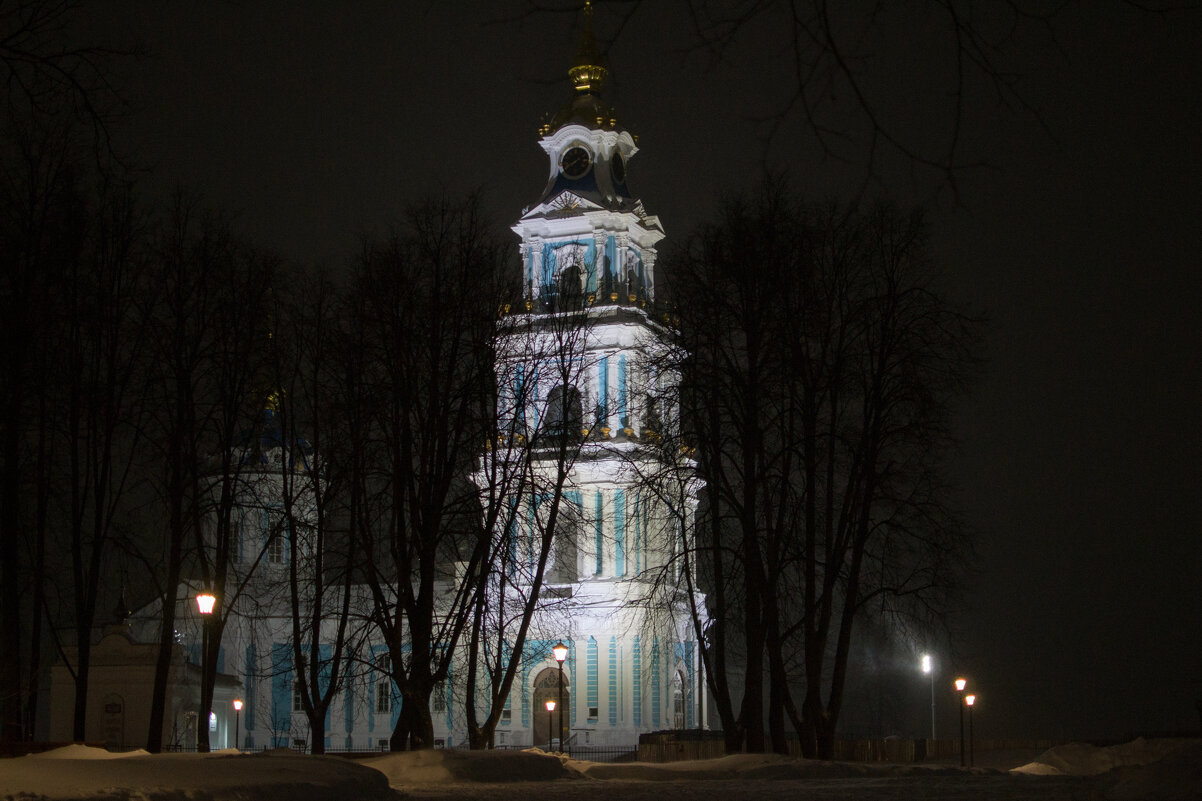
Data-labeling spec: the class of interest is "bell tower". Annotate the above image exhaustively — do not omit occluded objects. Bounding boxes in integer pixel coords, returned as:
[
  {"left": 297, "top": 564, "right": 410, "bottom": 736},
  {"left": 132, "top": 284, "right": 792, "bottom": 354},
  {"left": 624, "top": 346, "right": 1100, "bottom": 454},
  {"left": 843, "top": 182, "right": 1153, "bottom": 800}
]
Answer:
[
  {"left": 497, "top": 0, "right": 707, "bottom": 747},
  {"left": 513, "top": 0, "right": 663, "bottom": 317}
]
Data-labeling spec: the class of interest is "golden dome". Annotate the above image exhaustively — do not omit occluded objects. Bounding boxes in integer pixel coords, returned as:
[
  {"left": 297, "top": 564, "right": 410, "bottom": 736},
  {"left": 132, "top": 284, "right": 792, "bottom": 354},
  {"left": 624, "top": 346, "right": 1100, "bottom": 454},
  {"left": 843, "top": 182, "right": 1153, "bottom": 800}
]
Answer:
[{"left": 568, "top": 0, "right": 607, "bottom": 96}]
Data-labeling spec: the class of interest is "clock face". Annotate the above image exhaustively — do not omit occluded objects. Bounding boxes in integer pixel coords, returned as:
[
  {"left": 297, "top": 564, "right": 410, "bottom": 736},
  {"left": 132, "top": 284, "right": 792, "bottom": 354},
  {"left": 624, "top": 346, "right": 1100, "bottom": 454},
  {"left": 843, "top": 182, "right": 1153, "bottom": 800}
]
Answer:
[
  {"left": 611, "top": 152, "right": 626, "bottom": 184},
  {"left": 561, "top": 146, "right": 592, "bottom": 179}
]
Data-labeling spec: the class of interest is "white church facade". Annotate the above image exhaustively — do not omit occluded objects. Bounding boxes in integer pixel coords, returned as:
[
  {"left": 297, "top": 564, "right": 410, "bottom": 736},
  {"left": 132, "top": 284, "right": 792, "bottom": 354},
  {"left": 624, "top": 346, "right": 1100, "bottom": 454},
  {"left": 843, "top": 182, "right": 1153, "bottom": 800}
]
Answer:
[{"left": 73, "top": 5, "right": 707, "bottom": 754}]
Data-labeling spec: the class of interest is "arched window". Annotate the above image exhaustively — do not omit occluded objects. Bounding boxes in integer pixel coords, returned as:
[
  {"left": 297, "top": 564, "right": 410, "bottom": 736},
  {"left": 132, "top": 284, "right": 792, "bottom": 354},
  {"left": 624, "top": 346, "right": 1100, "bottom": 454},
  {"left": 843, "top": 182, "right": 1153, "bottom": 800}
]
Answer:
[
  {"left": 544, "top": 384, "right": 583, "bottom": 441},
  {"left": 673, "top": 670, "right": 686, "bottom": 729},
  {"left": 557, "top": 260, "right": 584, "bottom": 308},
  {"left": 546, "top": 513, "right": 578, "bottom": 585}
]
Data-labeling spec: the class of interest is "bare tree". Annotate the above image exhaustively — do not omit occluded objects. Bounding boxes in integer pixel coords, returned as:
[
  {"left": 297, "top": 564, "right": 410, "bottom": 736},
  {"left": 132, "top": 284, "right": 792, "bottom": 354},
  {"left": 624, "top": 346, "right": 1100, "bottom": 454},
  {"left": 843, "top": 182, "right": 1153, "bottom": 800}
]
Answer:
[
  {"left": 462, "top": 278, "right": 597, "bottom": 749},
  {"left": 141, "top": 198, "right": 274, "bottom": 752},
  {"left": 0, "top": 113, "right": 79, "bottom": 742},
  {"left": 54, "top": 174, "right": 149, "bottom": 741},
  {"left": 268, "top": 268, "right": 363, "bottom": 755},
  {"left": 660, "top": 178, "right": 977, "bottom": 757},
  {"left": 351, "top": 195, "right": 511, "bottom": 750}
]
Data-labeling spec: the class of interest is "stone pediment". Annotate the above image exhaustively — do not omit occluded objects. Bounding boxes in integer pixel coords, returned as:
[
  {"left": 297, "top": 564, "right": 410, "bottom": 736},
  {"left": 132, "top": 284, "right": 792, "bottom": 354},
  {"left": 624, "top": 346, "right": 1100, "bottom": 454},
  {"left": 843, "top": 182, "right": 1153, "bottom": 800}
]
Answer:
[{"left": 523, "top": 191, "right": 604, "bottom": 221}]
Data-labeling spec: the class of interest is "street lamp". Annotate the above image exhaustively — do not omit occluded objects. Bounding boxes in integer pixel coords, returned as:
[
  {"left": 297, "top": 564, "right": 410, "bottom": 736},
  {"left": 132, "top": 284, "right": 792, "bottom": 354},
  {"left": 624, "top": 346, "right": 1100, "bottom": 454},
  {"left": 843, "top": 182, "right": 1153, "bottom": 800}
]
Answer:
[
  {"left": 553, "top": 642, "right": 568, "bottom": 752},
  {"left": 544, "top": 700, "right": 556, "bottom": 751},
  {"left": 232, "top": 699, "right": 243, "bottom": 751},
  {"left": 196, "top": 591, "right": 217, "bottom": 753},
  {"left": 965, "top": 695, "right": 976, "bottom": 767},
  {"left": 921, "top": 654, "right": 935, "bottom": 740},
  {"left": 954, "top": 678, "right": 967, "bottom": 767}
]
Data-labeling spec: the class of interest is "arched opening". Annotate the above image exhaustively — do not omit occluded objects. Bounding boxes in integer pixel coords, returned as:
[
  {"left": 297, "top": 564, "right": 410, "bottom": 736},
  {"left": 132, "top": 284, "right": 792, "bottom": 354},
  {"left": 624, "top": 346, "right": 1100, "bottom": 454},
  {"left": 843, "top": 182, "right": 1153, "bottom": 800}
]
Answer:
[
  {"left": 544, "top": 384, "right": 583, "bottom": 441},
  {"left": 673, "top": 670, "right": 686, "bottom": 729},
  {"left": 557, "top": 260, "right": 584, "bottom": 308},
  {"left": 532, "top": 666, "right": 570, "bottom": 749},
  {"left": 546, "top": 512, "right": 578, "bottom": 585}
]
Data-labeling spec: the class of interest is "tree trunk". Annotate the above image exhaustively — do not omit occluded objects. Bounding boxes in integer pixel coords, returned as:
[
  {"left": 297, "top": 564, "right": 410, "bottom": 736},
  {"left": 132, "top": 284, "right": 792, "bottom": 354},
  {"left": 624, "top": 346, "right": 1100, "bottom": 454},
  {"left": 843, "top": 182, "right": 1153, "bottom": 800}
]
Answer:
[
  {"left": 147, "top": 459, "right": 186, "bottom": 753},
  {"left": 309, "top": 705, "right": 327, "bottom": 754},
  {"left": 400, "top": 684, "right": 434, "bottom": 750}
]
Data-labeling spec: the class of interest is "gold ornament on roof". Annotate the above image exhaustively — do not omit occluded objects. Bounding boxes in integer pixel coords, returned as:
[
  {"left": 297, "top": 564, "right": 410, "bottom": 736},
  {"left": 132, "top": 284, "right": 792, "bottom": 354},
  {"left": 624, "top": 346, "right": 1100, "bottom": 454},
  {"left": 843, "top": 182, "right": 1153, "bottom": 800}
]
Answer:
[{"left": 569, "top": 0, "right": 607, "bottom": 96}]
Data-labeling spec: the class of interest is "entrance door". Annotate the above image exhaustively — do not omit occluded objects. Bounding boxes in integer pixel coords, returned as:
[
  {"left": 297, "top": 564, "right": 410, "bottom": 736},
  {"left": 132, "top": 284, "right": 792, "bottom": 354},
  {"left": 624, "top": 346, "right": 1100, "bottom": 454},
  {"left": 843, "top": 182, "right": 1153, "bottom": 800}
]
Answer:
[{"left": 531, "top": 667, "right": 570, "bottom": 749}]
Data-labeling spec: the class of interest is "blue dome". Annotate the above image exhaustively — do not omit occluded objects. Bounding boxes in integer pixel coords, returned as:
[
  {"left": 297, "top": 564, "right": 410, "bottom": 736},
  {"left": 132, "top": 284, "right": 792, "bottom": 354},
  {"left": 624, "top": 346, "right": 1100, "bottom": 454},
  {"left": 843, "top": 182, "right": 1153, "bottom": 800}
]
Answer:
[{"left": 236, "top": 407, "right": 314, "bottom": 470}]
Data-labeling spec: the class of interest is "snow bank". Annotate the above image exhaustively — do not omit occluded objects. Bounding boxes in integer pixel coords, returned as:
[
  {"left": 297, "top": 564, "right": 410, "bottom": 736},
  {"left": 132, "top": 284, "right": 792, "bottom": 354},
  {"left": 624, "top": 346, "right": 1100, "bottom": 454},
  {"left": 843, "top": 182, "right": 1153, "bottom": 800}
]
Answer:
[
  {"left": 23, "top": 744, "right": 149, "bottom": 759},
  {"left": 565, "top": 752, "right": 872, "bottom": 781},
  {"left": 1012, "top": 737, "right": 1202, "bottom": 801},
  {"left": 1108, "top": 740, "right": 1202, "bottom": 801},
  {"left": 0, "top": 745, "right": 396, "bottom": 801},
  {"left": 1012, "top": 737, "right": 1193, "bottom": 776},
  {"left": 362, "top": 747, "right": 573, "bottom": 784},
  {"left": 6, "top": 738, "right": 1198, "bottom": 800}
]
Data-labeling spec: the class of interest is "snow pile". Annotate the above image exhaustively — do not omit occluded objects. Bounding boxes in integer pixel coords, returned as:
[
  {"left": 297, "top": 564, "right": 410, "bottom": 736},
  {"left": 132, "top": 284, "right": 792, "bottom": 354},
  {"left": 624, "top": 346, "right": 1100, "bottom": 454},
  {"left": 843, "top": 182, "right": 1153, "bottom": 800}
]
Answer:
[
  {"left": 0, "top": 745, "right": 396, "bottom": 801},
  {"left": 1013, "top": 738, "right": 1202, "bottom": 801},
  {"left": 4, "top": 738, "right": 1198, "bottom": 800},
  {"left": 22, "top": 743, "right": 150, "bottom": 759},
  {"left": 1108, "top": 740, "right": 1202, "bottom": 801},
  {"left": 565, "top": 752, "right": 872, "bottom": 781},
  {"left": 1012, "top": 737, "right": 1193, "bottom": 776},
  {"left": 363, "top": 747, "right": 573, "bottom": 784}
]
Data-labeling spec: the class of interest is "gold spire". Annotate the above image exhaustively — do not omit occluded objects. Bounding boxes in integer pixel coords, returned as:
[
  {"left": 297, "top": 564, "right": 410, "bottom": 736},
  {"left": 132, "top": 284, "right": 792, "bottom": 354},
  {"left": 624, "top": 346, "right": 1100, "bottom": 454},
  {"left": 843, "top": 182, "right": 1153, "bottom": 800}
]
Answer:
[{"left": 568, "top": 0, "right": 607, "bottom": 96}]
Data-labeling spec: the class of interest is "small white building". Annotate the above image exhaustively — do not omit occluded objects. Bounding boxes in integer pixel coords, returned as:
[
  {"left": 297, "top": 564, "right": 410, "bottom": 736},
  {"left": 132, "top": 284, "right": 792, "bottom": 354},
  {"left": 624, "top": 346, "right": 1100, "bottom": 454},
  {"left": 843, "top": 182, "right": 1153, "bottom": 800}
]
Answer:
[{"left": 47, "top": 621, "right": 240, "bottom": 751}]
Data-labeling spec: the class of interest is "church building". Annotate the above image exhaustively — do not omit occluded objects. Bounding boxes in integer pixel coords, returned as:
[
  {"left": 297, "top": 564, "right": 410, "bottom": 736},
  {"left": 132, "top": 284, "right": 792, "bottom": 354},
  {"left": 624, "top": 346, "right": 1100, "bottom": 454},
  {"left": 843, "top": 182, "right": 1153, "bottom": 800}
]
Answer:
[{"left": 69, "top": 3, "right": 707, "bottom": 754}]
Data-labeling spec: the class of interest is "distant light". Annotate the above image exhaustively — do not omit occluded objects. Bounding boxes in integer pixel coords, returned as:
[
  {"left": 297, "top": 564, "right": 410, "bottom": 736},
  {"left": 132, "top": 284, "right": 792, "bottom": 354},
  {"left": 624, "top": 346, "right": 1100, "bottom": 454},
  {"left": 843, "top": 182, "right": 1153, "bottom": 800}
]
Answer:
[
  {"left": 196, "top": 592, "right": 217, "bottom": 615},
  {"left": 233, "top": 699, "right": 243, "bottom": 711},
  {"left": 955, "top": 678, "right": 967, "bottom": 692},
  {"left": 966, "top": 694, "right": 976, "bottom": 706},
  {"left": 545, "top": 700, "right": 556, "bottom": 712},
  {"left": 921, "top": 654, "right": 932, "bottom": 674},
  {"left": 553, "top": 642, "right": 568, "bottom": 663}
]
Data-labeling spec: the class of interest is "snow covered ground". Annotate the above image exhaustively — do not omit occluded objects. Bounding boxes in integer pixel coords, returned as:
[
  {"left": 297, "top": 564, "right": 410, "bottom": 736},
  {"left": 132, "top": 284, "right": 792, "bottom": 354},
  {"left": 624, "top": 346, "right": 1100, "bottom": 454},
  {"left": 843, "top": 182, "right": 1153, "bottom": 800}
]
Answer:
[{"left": 1, "top": 738, "right": 1198, "bottom": 801}]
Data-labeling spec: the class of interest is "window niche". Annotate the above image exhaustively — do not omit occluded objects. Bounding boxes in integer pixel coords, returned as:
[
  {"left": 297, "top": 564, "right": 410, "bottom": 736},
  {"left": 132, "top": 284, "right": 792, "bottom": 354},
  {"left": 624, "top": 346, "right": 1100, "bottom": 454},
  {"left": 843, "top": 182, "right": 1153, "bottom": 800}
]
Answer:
[
  {"left": 546, "top": 513, "right": 579, "bottom": 586},
  {"left": 544, "top": 384, "right": 583, "bottom": 442}
]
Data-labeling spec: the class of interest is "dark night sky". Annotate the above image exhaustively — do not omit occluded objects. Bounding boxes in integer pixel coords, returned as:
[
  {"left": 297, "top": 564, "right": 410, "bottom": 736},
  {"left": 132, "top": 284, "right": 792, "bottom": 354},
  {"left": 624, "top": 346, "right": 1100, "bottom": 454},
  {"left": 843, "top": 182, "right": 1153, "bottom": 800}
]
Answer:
[{"left": 93, "top": 1, "right": 1201, "bottom": 741}]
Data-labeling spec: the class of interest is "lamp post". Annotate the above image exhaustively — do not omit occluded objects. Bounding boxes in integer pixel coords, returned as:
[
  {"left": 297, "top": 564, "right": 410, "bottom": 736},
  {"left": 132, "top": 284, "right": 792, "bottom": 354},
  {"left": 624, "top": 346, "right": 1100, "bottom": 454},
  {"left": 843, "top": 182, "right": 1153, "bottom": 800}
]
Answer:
[
  {"left": 544, "top": 700, "right": 556, "bottom": 751},
  {"left": 921, "top": 654, "right": 935, "bottom": 740},
  {"left": 196, "top": 590, "right": 217, "bottom": 753},
  {"left": 232, "top": 699, "right": 243, "bottom": 751},
  {"left": 553, "top": 641, "right": 568, "bottom": 752},
  {"left": 965, "top": 695, "right": 976, "bottom": 767},
  {"left": 954, "top": 678, "right": 967, "bottom": 767}
]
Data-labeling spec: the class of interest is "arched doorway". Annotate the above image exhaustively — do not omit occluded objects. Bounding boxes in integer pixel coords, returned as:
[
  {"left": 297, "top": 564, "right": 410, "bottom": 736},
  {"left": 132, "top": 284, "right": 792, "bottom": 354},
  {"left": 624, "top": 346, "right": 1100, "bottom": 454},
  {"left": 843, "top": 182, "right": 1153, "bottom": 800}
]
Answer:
[
  {"left": 532, "top": 666, "right": 570, "bottom": 749},
  {"left": 673, "top": 670, "right": 686, "bottom": 729}
]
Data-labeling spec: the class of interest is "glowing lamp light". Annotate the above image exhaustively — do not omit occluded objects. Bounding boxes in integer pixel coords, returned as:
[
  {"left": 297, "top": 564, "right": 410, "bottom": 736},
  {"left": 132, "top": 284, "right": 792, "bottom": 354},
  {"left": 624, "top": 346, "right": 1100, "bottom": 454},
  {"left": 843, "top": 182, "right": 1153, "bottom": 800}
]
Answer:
[
  {"left": 233, "top": 699, "right": 243, "bottom": 711},
  {"left": 921, "top": 654, "right": 932, "bottom": 674},
  {"left": 966, "top": 694, "right": 976, "bottom": 706},
  {"left": 196, "top": 592, "right": 216, "bottom": 615},
  {"left": 954, "top": 677, "right": 967, "bottom": 692},
  {"left": 552, "top": 642, "right": 568, "bottom": 663},
  {"left": 545, "top": 700, "right": 556, "bottom": 712}
]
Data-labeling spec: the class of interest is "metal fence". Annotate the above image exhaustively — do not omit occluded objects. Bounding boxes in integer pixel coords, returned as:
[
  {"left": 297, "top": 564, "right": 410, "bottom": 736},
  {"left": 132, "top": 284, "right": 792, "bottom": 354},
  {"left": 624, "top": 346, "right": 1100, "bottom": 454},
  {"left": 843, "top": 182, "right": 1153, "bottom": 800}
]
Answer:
[{"left": 144, "top": 732, "right": 1066, "bottom": 763}]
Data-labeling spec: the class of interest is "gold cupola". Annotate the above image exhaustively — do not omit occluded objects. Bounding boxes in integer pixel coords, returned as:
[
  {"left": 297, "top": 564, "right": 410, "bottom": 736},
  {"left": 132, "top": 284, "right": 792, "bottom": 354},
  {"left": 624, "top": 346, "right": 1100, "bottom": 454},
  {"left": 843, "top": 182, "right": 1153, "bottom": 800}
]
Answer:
[
  {"left": 568, "top": 0, "right": 607, "bottom": 96},
  {"left": 543, "top": 0, "right": 625, "bottom": 136}
]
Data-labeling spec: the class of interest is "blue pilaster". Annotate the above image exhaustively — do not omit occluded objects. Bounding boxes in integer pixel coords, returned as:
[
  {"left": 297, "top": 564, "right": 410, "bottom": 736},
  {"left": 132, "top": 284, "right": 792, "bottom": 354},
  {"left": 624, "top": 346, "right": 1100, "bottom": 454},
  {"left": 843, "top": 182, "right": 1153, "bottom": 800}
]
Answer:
[
  {"left": 608, "top": 637, "right": 617, "bottom": 726},
  {"left": 614, "top": 489, "right": 625, "bottom": 577},
  {"left": 270, "top": 642, "right": 292, "bottom": 747},
  {"left": 652, "top": 637, "right": 661, "bottom": 728},
  {"left": 618, "top": 354, "right": 627, "bottom": 425},
  {"left": 632, "top": 635, "right": 641, "bottom": 727},
  {"left": 587, "top": 637, "right": 598, "bottom": 721},
  {"left": 594, "top": 491, "right": 604, "bottom": 575}
]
